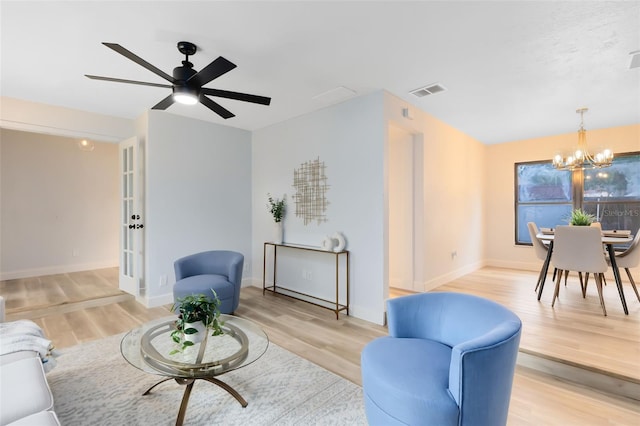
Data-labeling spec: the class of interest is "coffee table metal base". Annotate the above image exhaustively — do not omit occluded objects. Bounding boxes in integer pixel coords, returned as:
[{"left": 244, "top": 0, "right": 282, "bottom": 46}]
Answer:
[{"left": 143, "top": 376, "right": 248, "bottom": 426}]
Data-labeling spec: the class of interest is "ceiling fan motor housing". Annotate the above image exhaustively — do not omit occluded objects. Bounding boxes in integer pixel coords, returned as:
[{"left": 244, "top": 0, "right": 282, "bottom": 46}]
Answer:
[{"left": 173, "top": 62, "right": 197, "bottom": 83}]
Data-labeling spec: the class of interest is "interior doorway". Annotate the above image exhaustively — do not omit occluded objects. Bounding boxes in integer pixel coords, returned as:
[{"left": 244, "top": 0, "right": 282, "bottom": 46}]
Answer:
[{"left": 387, "top": 124, "right": 424, "bottom": 293}]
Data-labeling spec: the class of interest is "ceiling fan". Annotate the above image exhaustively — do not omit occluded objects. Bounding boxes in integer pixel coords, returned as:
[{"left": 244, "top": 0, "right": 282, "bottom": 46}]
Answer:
[{"left": 85, "top": 41, "right": 271, "bottom": 119}]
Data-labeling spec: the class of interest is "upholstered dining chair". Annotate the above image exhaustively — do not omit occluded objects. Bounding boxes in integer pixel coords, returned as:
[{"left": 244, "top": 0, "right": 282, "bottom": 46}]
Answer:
[
  {"left": 551, "top": 226, "right": 608, "bottom": 315},
  {"left": 528, "top": 222, "right": 555, "bottom": 292},
  {"left": 607, "top": 231, "right": 640, "bottom": 302},
  {"left": 361, "top": 292, "right": 522, "bottom": 426},
  {"left": 173, "top": 250, "right": 244, "bottom": 314}
]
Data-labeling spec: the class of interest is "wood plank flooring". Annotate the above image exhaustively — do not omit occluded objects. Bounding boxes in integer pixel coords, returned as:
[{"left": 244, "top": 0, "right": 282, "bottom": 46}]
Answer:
[
  {"left": 435, "top": 267, "right": 640, "bottom": 383},
  {"left": 2, "top": 266, "right": 639, "bottom": 425}
]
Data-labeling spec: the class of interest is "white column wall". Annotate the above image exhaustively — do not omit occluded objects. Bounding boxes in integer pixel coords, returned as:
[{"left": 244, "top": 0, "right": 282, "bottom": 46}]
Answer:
[
  {"left": 143, "top": 111, "right": 252, "bottom": 306},
  {"left": 252, "top": 92, "right": 386, "bottom": 324}
]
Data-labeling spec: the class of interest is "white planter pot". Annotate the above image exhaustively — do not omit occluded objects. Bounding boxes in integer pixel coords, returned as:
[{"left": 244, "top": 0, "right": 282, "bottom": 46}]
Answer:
[
  {"left": 274, "top": 221, "right": 283, "bottom": 244},
  {"left": 183, "top": 321, "right": 206, "bottom": 343}
]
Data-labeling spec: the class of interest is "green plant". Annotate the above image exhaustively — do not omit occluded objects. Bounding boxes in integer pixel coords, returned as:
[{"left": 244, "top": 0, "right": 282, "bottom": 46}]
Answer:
[
  {"left": 170, "top": 290, "right": 224, "bottom": 354},
  {"left": 567, "top": 208, "right": 596, "bottom": 226},
  {"left": 267, "top": 193, "right": 286, "bottom": 223}
]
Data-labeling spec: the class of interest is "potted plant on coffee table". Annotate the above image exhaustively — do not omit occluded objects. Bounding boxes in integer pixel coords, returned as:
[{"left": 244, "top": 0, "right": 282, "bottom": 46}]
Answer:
[{"left": 170, "top": 290, "right": 224, "bottom": 354}]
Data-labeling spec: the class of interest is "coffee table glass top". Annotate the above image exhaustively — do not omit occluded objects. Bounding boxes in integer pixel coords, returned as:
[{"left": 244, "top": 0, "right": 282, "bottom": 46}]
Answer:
[{"left": 121, "top": 315, "right": 269, "bottom": 379}]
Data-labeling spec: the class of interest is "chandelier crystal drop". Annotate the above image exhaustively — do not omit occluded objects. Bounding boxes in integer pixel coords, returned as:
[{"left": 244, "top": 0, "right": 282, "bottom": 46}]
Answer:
[{"left": 552, "top": 108, "right": 613, "bottom": 171}]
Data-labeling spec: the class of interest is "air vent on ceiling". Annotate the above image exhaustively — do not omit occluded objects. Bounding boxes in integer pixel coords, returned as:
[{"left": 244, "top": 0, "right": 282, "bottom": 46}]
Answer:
[{"left": 410, "top": 83, "right": 447, "bottom": 98}]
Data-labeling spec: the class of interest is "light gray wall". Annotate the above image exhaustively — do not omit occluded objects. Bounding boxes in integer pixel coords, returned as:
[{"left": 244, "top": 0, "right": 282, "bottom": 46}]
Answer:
[
  {"left": 252, "top": 92, "right": 386, "bottom": 324},
  {"left": 0, "top": 129, "right": 119, "bottom": 279},
  {"left": 143, "top": 111, "right": 252, "bottom": 306}
]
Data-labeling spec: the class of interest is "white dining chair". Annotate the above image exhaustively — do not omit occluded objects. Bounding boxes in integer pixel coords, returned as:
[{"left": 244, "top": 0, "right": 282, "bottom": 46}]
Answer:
[
  {"left": 607, "top": 231, "right": 640, "bottom": 302},
  {"left": 528, "top": 222, "right": 555, "bottom": 292},
  {"left": 551, "top": 225, "right": 608, "bottom": 315}
]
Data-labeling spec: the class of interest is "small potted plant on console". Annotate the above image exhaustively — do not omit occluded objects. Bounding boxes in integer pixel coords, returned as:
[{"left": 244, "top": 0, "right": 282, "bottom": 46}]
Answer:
[{"left": 170, "top": 290, "right": 224, "bottom": 354}]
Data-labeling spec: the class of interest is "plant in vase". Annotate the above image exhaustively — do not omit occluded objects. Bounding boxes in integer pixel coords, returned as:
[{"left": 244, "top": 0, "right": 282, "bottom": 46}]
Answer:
[
  {"left": 567, "top": 208, "right": 596, "bottom": 226},
  {"left": 169, "top": 290, "right": 224, "bottom": 354},
  {"left": 267, "top": 193, "right": 286, "bottom": 244}
]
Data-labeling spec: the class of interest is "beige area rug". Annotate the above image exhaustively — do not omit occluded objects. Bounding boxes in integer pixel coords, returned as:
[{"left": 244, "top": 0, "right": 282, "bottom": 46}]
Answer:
[{"left": 47, "top": 333, "right": 366, "bottom": 425}]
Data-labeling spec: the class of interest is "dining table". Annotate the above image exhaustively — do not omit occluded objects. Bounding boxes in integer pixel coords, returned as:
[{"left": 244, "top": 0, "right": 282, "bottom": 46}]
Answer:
[{"left": 536, "top": 231, "right": 634, "bottom": 315}]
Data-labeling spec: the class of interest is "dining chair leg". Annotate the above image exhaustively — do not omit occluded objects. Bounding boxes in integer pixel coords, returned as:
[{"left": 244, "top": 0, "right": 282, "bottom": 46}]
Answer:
[
  {"left": 625, "top": 268, "right": 640, "bottom": 302},
  {"left": 534, "top": 265, "right": 546, "bottom": 292},
  {"left": 583, "top": 272, "right": 590, "bottom": 297},
  {"left": 595, "top": 273, "right": 607, "bottom": 316},
  {"left": 563, "top": 270, "right": 569, "bottom": 286},
  {"left": 579, "top": 272, "right": 587, "bottom": 298},
  {"left": 552, "top": 269, "right": 563, "bottom": 307}
]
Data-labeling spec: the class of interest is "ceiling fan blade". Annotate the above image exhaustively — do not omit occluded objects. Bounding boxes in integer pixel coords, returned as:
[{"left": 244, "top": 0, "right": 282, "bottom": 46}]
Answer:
[
  {"left": 200, "top": 95, "right": 235, "bottom": 119},
  {"left": 103, "top": 42, "right": 175, "bottom": 83},
  {"left": 85, "top": 75, "right": 172, "bottom": 89},
  {"left": 151, "top": 94, "right": 175, "bottom": 110},
  {"left": 201, "top": 88, "right": 271, "bottom": 105},
  {"left": 188, "top": 56, "right": 236, "bottom": 87}
]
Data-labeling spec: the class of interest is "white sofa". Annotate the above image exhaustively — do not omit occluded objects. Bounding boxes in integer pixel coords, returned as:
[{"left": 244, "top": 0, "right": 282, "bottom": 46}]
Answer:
[{"left": 0, "top": 296, "right": 60, "bottom": 426}]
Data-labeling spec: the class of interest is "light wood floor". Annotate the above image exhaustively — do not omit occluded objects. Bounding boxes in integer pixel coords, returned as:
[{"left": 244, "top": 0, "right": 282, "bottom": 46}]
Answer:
[{"left": 2, "top": 267, "right": 639, "bottom": 425}]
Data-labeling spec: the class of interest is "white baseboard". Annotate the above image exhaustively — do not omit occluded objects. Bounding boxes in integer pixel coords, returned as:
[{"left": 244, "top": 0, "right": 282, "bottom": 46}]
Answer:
[
  {"left": 0, "top": 260, "right": 118, "bottom": 281},
  {"left": 422, "top": 260, "right": 486, "bottom": 291}
]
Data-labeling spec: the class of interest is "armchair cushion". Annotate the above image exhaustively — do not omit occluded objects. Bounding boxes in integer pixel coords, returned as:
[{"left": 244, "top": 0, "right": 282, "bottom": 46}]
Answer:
[{"left": 362, "top": 337, "right": 458, "bottom": 426}]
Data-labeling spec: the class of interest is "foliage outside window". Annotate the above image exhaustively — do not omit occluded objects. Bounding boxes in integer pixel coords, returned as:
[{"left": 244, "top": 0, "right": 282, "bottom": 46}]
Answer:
[{"left": 515, "top": 152, "right": 640, "bottom": 245}]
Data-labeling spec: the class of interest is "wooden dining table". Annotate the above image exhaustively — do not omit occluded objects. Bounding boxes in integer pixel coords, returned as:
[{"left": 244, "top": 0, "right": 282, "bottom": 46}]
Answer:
[{"left": 536, "top": 231, "right": 634, "bottom": 315}]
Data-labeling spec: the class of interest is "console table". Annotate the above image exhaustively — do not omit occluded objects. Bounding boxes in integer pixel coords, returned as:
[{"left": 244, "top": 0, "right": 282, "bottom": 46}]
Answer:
[{"left": 262, "top": 242, "right": 349, "bottom": 319}]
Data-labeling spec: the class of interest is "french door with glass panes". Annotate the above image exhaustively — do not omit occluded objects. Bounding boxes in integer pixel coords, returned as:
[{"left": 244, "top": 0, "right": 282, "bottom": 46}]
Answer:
[{"left": 119, "top": 136, "right": 144, "bottom": 296}]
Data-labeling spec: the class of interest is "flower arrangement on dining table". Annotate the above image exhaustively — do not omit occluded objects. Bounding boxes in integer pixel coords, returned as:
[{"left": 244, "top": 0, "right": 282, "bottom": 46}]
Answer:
[{"left": 567, "top": 208, "right": 596, "bottom": 226}]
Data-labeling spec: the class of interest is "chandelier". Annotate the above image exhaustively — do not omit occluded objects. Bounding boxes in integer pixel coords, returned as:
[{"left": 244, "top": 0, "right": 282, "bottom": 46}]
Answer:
[{"left": 552, "top": 108, "right": 613, "bottom": 171}]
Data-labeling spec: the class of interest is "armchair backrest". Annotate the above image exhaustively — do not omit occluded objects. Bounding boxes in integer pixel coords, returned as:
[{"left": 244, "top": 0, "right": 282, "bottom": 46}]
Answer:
[
  {"left": 387, "top": 292, "right": 521, "bottom": 426},
  {"left": 174, "top": 250, "right": 244, "bottom": 286}
]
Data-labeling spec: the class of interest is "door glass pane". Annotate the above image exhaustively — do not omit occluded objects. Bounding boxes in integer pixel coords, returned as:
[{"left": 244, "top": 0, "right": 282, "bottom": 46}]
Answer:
[
  {"left": 128, "top": 253, "right": 134, "bottom": 278},
  {"left": 128, "top": 172, "right": 133, "bottom": 197},
  {"left": 128, "top": 146, "right": 133, "bottom": 171},
  {"left": 123, "top": 148, "right": 128, "bottom": 173},
  {"left": 123, "top": 174, "right": 128, "bottom": 197}
]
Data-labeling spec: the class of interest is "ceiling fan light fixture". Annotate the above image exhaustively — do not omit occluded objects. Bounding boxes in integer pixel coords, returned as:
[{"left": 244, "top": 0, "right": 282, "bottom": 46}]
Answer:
[{"left": 172, "top": 86, "right": 199, "bottom": 105}]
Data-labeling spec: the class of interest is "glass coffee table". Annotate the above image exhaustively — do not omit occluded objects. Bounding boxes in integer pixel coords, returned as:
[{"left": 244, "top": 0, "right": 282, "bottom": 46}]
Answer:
[{"left": 121, "top": 315, "right": 269, "bottom": 426}]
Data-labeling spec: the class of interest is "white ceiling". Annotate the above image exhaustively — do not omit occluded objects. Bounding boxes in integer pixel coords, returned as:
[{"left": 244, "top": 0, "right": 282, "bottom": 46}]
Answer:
[{"left": 1, "top": 0, "right": 639, "bottom": 144}]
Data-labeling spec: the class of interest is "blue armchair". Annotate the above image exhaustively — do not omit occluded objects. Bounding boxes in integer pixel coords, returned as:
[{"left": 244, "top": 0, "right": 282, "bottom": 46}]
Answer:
[
  {"left": 361, "top": 292, "right": 522, "bottom": 426},
  {"left": 173, "top": 250, "right": 244, "bottom": 314}
]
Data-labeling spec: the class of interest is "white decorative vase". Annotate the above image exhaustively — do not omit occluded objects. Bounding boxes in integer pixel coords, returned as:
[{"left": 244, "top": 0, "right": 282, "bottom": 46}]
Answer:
[
  {"left": 274, "top": 221, "right": 283, "bottom": 244},
  {"left": 183, "top": 321, "right": 206, "bottom": 344},
  {"left": 322, "top": 235, "right": 335, "bottom": 251},
  {"left": 332, "top": 232, "right": 346, "bottom": 252}
]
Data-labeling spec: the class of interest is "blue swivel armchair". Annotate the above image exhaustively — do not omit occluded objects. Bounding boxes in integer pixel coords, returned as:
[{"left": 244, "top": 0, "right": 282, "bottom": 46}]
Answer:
[
  {"left": 173, "top": 250, "right": 244, "bottom": 314},
  {"left": 361, "top": 292, "right": 522, "bottom": 426}
]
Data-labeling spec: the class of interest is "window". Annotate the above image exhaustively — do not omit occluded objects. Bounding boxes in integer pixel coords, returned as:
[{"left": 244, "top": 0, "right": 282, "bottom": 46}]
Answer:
[{"left": 515, "top": 152, "right": 640, "bottom": 245}]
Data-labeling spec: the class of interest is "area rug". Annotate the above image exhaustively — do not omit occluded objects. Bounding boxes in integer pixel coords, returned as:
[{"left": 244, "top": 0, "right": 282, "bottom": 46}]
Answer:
[{"left": 47, "top": 333, "right": 366, "bottom": 425}]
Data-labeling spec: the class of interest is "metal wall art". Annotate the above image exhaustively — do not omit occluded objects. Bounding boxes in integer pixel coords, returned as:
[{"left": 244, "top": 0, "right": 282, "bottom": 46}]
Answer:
[{"left": 292, "top": 156, "right": 330, "bottom": 225}]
